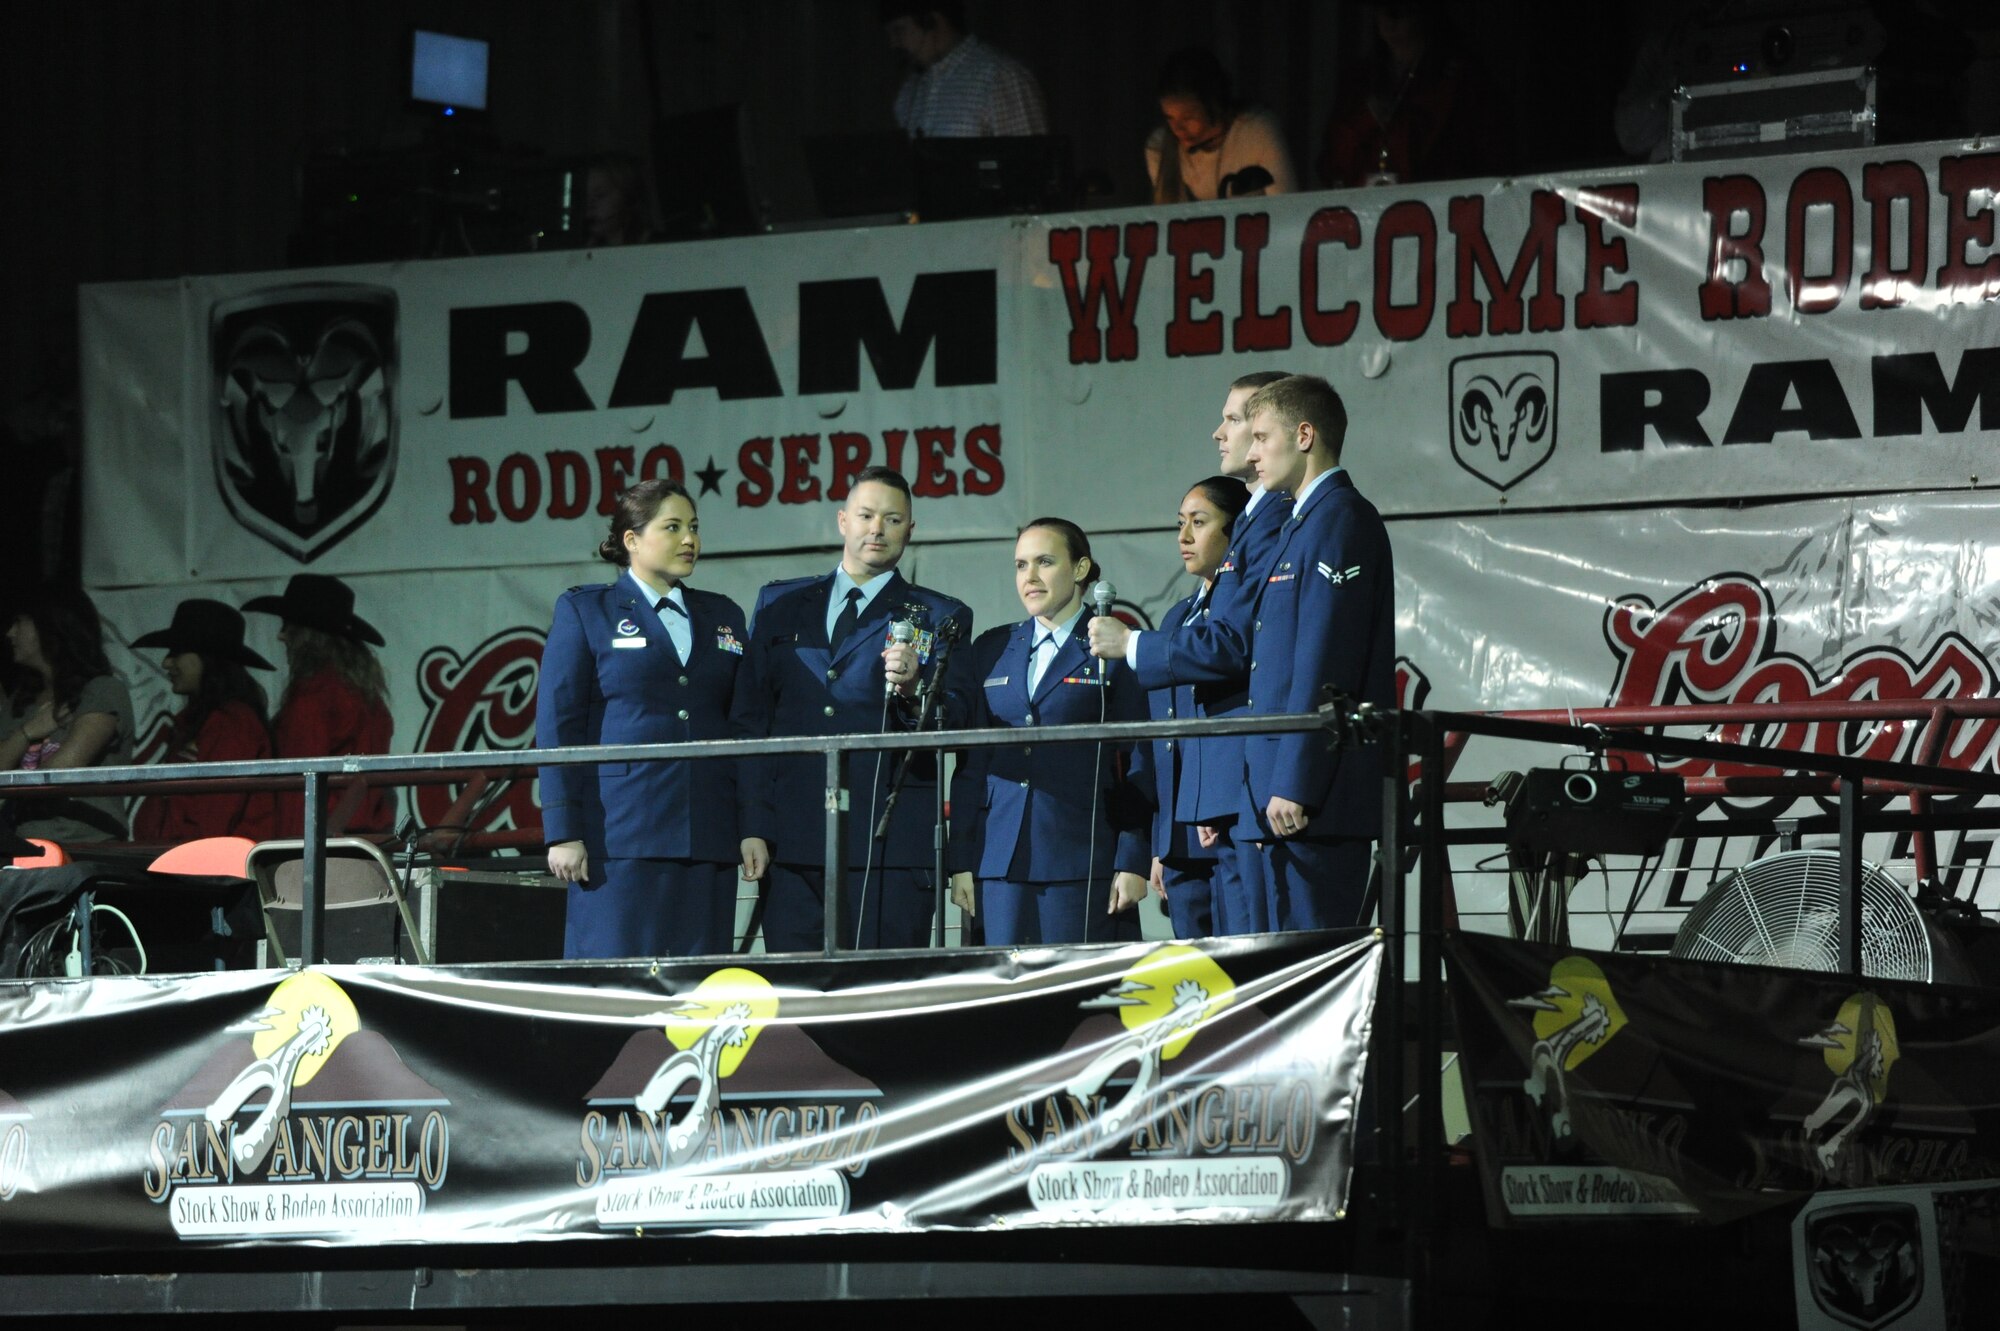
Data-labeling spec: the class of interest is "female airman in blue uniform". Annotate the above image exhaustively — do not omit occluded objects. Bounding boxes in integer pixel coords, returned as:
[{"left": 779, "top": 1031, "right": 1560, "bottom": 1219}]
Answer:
[
  {"left": 948, "top": 519, "right": 1151, "bottom": 946},
  {"left": 536, "top": 479, "right": 750, "bottom": 959},
  {"left": 1134, "top": 475, "right": 1251, "bottom": 939}
]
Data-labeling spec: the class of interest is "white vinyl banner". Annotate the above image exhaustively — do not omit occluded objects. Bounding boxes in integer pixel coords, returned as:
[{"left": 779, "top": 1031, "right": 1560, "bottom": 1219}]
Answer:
[
  {"left": 81, "top": 138, "right": 2000, "bottom": 587},
  {"left": 75, "top": 136, "right": 2000, "bottom": 932}
]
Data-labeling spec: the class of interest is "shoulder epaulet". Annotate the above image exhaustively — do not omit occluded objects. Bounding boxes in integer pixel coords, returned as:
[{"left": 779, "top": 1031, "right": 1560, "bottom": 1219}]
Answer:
[
  {"left": 687, "top": 585, "right": 748, "bottom": 616},
  {"left": 901, "top": 582, "right": 970, "bottom": 615},
  {"left": 750, "top": 573, "right": 822, "bottom": 626}
]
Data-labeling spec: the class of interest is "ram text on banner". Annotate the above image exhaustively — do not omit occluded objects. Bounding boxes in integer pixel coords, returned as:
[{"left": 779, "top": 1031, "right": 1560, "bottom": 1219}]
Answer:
[{"left": 78, "top": 139, "right": 2000, "bottom": 588}]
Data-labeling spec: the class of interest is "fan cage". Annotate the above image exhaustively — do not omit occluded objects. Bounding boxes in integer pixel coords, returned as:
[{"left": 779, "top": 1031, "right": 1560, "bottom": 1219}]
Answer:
[{"left": 1669, "top": 850, "right": 1932, "bottom": 981}]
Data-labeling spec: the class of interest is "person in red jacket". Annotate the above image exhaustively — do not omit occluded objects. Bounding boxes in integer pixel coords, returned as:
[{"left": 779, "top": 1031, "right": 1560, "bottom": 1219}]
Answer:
[
  {"left": 130, "top": 600, "right": 280, "bottom": 843},
  {"left": 243, "top": 575, "right": 394, "bottom": 836}
]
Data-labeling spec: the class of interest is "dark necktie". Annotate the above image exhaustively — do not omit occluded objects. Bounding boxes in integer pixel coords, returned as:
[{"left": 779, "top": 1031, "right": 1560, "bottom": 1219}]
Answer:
[
  {"left": 654, "top": 596, "right": 688, "bottom": 662},
  {"left": 829, "top": 587, "right": 863, "bottom": 651}
]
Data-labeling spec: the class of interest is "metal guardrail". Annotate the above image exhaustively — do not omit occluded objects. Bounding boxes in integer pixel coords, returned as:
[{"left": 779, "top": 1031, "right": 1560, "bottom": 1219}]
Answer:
[
  {"left": 10, "top": 698, "right": 2000, "bottom": 1325},
  {"left": 0, "top": 707, "right": 1344, "bottom": 962}
]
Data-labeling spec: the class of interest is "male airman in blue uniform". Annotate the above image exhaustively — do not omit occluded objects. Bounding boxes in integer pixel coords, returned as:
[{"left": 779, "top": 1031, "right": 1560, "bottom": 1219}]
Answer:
[
  {"left": 1092, "top": 374, "right": 1394, "bottom": 930},
  {"left": 733, "top": 466, "right": 972, "bottom": 951}
]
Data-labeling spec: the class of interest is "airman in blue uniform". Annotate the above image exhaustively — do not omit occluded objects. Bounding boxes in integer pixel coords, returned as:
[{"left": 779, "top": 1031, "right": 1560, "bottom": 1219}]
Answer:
[
  {"left": 537, "top": 480, "right": 749, "bottom": 959},
  {"left": 1130, "top": 474, "right": 1251, "bottom": 939},
  {"left": 1093, "top": 374, "right": 1394, "bottom": 931},
  {"left": 947, "top": 519, "right": 1150, "bottom": 946},
  {"left": 733, "top": 467, "right": 972, "bottom": 951}
]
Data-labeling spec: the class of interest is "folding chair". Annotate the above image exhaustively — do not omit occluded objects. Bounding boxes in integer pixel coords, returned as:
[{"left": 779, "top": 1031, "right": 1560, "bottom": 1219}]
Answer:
[{"left": 247, "top": 838, "right": 430, "bottom": 966}]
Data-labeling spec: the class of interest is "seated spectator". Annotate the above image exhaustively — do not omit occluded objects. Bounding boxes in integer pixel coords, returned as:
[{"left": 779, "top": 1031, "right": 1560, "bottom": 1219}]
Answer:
[
  {"left": 582, "top": 154, "right": 658, "bottom": 248},
  {"left": 1316, "top": 0, "right": 1507, "bottom": 188},
  {"left": 882, "top": 1, "right": 1048, "bottom": 138},
  {"left": 1, "top": 586, "right": 134, "bottom": 844},
  {"left": 243, "top": 575, "right": 394, "bottom": 836},
  {"left": 129, "top": 600, "right": 278, "bottom": 843},
  {"left": 1146, "top": 46, "right": 1297, "bottom": 203}
]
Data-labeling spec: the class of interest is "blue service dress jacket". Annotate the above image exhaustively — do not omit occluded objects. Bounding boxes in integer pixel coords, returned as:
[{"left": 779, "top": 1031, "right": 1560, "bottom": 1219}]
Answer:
[
  {"left": 731, "top": 570, "right": 973, "bottom": 868},
  {"left": 1130, "top": 589, "right": 1220, "bottom": 864},
  {"left": 1136, "top": 472, "right": 1394, "bottom": 840},
  {"left": 947, "top": 615, "right": 1152, "bottom": 882},
  {"left": 535, "top": 579, "right": 749, "bottom": 864},
  {"left": 1174, "top": 491, "right": 1292, "bottom": 825},
  {"left": 1246, "top": 471, "right": 1395, "bottom": 838}
]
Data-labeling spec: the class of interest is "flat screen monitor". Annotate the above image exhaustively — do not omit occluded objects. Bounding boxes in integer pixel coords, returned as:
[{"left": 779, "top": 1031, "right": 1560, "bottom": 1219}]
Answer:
[{"left": 410, "top": 30, "right": 489, "bottom": 116}]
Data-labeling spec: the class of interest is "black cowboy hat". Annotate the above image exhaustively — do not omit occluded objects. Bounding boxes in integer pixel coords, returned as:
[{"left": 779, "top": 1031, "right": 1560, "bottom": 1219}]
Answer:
[
  {"left": 131, "top": 599, "right": 275, "bottom": 670},
  {"left": 242, "top": 574, "right": 385, "bottom": 647}
]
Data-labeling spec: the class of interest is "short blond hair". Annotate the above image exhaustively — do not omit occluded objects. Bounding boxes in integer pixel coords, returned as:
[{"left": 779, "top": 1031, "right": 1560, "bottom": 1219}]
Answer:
[{"left": 1244, "top": 374, "right": 1348, "bottom": 461}]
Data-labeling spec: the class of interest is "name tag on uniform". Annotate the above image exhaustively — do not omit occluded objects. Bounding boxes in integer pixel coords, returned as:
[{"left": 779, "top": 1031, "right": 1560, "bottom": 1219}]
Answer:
[
  {"left": 613, "top": 638, "right": 647, "bottom": 650},
  {"left": 984, "top": 675, "right": 1009, "bottom": 687}
]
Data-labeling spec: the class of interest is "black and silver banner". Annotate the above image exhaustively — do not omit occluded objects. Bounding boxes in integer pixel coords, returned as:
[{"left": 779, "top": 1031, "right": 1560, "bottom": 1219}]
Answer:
[
  {"left": 0, "top": 931, "right": 1377, "bottom": 1248},
  {"left": 1448, "top": 931, "right": 2000, "bottom": 1227}
]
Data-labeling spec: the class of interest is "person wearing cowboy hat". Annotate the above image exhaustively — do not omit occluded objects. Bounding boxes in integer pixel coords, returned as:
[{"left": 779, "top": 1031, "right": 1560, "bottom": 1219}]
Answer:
[
  {"left": 243, "top": 574, "right": 394, "bottom": 837},
  {"left": 130, "top": 600, "right": 279, "bottom": 843}
]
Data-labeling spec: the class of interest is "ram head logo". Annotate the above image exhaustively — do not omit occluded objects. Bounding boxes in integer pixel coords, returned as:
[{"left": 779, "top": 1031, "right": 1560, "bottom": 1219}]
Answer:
[
  {"left": 210, "top": 284, "right": 399, "bottom": 563},
  {"left": 1448, "top": 352, "right": 1559, "bottom": 492}
]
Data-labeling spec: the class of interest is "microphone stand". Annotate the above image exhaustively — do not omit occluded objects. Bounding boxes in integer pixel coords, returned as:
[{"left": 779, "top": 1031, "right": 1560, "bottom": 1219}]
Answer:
[{"left": 870, "top": 624, "right": 959, "bottom": 946}]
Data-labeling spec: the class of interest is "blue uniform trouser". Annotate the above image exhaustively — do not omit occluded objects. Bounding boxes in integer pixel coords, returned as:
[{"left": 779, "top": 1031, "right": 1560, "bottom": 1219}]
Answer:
[
  {"left": 565, "top": 857, "right": 735, "bottom": 960},
  {"left": 762, "top": 863, "right": 935, "bottom": 952},
  {"left": 1159, "top": 860, "right": 1214, "bottom": 940},
  {"left": 1210, "top": 829, "right": 1265, "bottom": 935},
  {"left": 1240, "top": 836, "right": 1373, "bottom": 931},
  {"left": 979, "top": 877, "right": 1145, "bottom": 947}
]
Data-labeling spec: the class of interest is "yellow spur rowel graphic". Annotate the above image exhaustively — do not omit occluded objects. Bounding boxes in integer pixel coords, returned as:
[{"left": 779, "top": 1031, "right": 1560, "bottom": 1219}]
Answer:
[
  {"left": 204, "top": 971, "right": 361, "bottom": 1174},
  {"left": 1065, "top": 945, "right": 1237, "bottom": 1138},
  {"left": 1508, "top": 956, "right": 1628, "bottom": 1140},
  {"left": 1800, "top": 992, "right": 1900, "bottom": 1173},
  {"left": 634, "top": 968, "right": 779, "bottom": 1166}
]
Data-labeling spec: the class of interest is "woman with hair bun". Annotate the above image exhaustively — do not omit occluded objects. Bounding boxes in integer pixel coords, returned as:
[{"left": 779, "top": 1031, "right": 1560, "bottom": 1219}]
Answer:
[
  {"left": 1132, "top": 476, "right": 1251, "bottom": 939},
  {"left": 129, "top": 599, "right": 279, "bottom": 842},
  {"left": 946, "top": 518, "right": 1151, "bottom": 946},
  {"left": 534, "top": 479, "right": 750, "bottom": 959}
]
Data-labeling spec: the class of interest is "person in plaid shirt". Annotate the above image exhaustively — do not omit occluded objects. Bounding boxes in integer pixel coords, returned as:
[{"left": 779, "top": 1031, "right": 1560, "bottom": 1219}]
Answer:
[{"left": 882, "top": 2, "right": 1048, "bottom": 138}]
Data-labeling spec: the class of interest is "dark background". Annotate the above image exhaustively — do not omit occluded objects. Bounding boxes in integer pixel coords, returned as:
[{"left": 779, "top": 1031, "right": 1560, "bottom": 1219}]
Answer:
[{"left": 3, "top": 0, "right": 1997, "bottom": 592}]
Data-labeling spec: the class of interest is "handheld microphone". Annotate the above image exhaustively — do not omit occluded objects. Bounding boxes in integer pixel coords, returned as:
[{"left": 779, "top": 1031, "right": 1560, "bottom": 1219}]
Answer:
[
  {"left": 887, "top": 619, "right": 917, "bottom": 697},
  {"left": 1089, "top": 581, "right": 1117, "bottom": 677}
]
